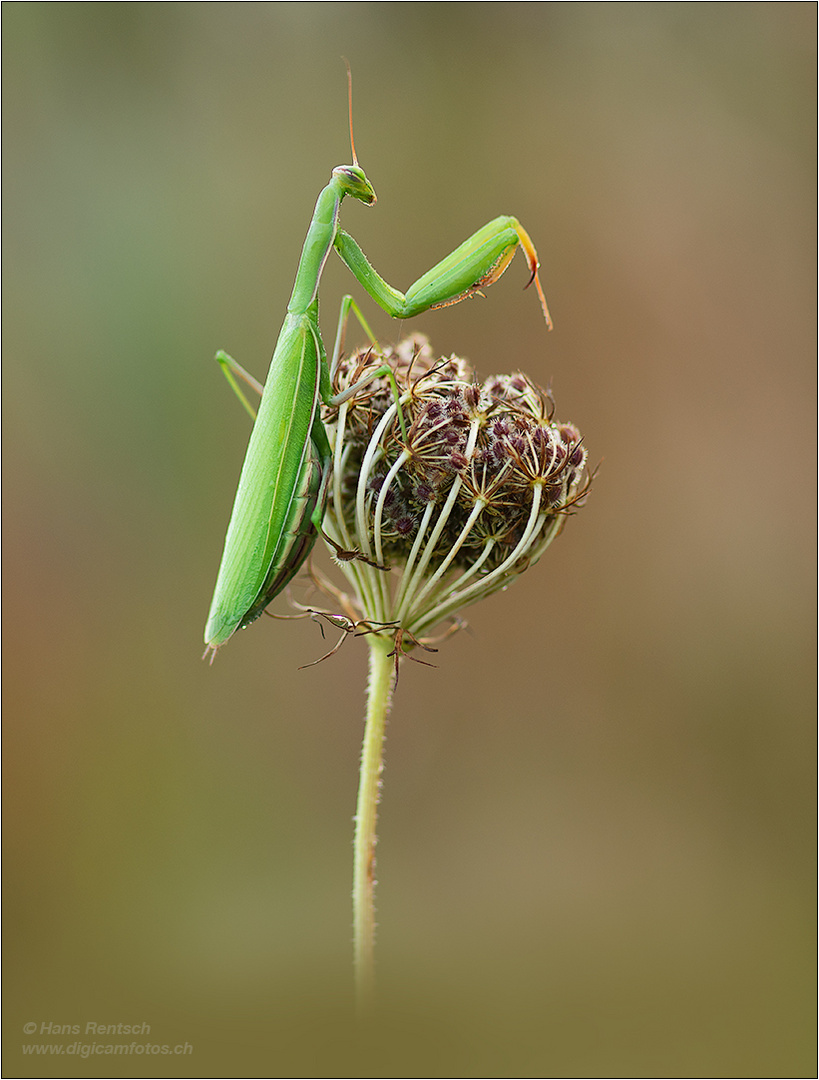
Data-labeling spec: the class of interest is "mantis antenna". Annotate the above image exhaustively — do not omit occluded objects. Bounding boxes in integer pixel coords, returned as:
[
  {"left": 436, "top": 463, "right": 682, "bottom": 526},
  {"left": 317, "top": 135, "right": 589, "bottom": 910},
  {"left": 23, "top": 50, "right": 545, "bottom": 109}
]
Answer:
[{"left": 344, "top": 59, "right": 359, "bottom": 167}]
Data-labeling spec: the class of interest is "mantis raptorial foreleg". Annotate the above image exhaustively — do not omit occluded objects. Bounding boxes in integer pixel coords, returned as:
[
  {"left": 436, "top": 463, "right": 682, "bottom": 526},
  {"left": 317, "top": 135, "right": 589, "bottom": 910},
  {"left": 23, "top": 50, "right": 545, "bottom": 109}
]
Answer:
[{"left": 335, "top": 217, "right": 552, "bottom": 328}]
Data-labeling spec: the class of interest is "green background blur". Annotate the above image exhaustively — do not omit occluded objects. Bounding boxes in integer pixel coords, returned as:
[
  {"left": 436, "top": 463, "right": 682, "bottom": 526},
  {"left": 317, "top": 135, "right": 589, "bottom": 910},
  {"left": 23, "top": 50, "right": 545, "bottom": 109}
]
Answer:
[{"left": 4, "top": 4, "right": 814, "bottom": 1076}]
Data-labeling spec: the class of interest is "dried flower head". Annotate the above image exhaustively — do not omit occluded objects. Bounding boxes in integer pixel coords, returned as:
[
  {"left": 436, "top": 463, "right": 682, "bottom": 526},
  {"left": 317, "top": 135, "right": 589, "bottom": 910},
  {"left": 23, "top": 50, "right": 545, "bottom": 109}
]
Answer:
[{"left": 317, "top": 334, "right": 590, "bottom": 655}]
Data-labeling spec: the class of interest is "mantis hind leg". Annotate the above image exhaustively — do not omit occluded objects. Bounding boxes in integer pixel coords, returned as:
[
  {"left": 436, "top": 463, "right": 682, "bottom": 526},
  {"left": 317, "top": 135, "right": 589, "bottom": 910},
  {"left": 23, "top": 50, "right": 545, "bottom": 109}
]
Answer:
[{"left": 215, "top": 350, "right": 264, "bottom": 419}]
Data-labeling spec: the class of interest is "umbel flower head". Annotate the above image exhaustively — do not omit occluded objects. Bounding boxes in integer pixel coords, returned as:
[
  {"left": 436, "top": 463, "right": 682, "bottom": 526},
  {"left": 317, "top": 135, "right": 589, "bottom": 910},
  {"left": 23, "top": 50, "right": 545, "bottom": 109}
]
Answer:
[{"left": 317, "top": 334, "right": 590, "bottom": 655}]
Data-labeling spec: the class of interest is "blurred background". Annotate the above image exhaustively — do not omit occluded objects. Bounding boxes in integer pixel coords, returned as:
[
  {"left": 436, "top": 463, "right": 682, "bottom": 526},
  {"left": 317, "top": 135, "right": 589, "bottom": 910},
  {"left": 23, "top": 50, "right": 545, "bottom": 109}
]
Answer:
[{"left": 3, "top": 4, "right": 814, "bottom": 1076}]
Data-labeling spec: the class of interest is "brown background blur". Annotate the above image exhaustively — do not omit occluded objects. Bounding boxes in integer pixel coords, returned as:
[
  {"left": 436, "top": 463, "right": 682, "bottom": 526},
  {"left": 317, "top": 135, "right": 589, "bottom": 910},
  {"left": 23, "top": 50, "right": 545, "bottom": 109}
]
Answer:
[{"left": 3, "top": 4, "right": 814, "bottom": 1076}]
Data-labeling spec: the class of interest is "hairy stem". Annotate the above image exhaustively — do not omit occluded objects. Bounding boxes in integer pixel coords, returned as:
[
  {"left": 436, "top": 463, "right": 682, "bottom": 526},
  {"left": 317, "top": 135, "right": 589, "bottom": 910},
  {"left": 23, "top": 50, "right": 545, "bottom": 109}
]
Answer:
[{"left": 353, "top": 632, "right": 395, "bottom": 1018}]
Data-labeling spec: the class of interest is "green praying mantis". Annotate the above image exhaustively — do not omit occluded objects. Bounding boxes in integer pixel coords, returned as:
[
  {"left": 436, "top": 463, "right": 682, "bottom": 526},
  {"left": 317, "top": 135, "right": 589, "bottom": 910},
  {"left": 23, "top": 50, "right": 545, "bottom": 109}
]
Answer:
[{"left": 204, "top": 75, "right": 552, "bottom": 659}]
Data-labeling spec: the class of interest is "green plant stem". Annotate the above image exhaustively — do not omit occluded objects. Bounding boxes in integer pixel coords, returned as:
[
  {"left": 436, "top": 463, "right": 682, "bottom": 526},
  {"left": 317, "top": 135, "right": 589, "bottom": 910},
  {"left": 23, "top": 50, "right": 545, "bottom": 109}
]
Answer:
[{"left": 353, "top": 632, "right": 395, "bottom": 1018}]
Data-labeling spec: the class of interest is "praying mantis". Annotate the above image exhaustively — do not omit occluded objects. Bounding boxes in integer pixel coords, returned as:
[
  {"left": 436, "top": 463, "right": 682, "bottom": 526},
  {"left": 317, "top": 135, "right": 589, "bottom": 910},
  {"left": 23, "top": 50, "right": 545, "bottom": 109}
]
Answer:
[{"left": 203, "top": 74, "right": 552, "bottom": 658}]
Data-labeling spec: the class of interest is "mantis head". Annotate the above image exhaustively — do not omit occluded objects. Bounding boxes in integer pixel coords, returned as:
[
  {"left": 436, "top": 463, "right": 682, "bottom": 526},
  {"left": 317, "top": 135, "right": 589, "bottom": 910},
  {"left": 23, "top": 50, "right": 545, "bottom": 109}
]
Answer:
[{"left": 333, "top": 164, "right": 377, "bottom": 206}]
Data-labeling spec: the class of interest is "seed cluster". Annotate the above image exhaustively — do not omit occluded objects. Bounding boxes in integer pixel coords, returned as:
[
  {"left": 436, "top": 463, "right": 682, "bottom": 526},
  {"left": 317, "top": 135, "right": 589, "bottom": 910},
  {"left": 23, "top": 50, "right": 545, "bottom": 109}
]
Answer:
[{"left": 320, "top": 335, "right": 589, "bottom": 638}]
